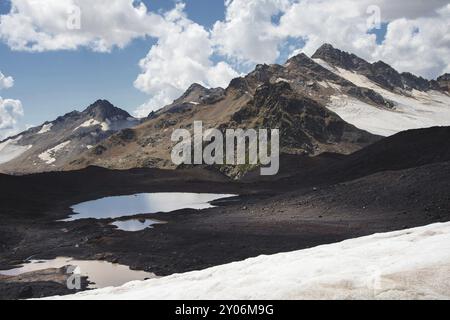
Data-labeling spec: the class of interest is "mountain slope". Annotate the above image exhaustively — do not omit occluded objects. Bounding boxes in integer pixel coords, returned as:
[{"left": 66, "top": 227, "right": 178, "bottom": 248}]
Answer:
[
  {"left": 0, "top": 100, "right": 140, "bottom": 174},
  {"left": 2, "top": 44, "right": 449, "bottom": 175},
  {"left": 312, "top": 44, "right": 450, "bottom": 136},
  {"left": 68, "top": 79, "right": 380, "bottom": 174},
  {"left": 68, "top": 45, "right": 450, "bottom": 174},
  {"left": 243, "top": 126, "right": 450, "bottom": 185}
]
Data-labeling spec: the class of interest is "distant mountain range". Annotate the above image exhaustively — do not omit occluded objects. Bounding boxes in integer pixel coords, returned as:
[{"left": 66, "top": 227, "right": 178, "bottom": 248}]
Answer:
[
  {"left": 0, "top": 100, "right": 140, "bottom": 174},
  {"left": 1, "top": 44, "right": 449, "bottom": 175}
]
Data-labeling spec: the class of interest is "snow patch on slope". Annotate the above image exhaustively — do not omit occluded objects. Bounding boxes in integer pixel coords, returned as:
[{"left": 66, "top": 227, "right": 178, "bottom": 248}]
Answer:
[
  {"left": 73, "top": 119, "right": 101, "bottom": 132},
  {"left": 101, "top": 119, "right": 111, "bottom": 131},
  {"left": 313, "top": 58, "right": 336, "bottom": 72},
  {"left": 318, "top": 81, "right": 342, "bottom": 91},
  {"left": 327, "top": 94, "right": 450, "bottom": 136},
  {"left": 73, "top": 119, "right": 118, "bottom": 132},
  {"left": 324, "top": 66, "right": 450, "bottom": 136},
  {"left": 275, "top": 78, "right": 293, "bottom": 84},
  {"left": 38, "top": 141, "right": 71, "bottom": 165},
  {"left": 37, "top": 123, "right": 53, "bottom": 134},
  {"left": 48, "top": 222, "right": 450, "bottom": 300},
  {"left": 0, "top": 136, "right": 32, "bottom": 165}
]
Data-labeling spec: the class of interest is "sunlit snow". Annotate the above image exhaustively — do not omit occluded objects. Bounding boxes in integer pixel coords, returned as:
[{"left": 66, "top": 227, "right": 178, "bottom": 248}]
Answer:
[
  {"left": 37, "top": 123, "right": 53, "bottom": 134},
  {"left": 0, "top": 136, "right": 32, "bottom": 165},
  {"left": 47, "top": 222, "right": 450, "bottom": 300},
  {"left": 324, "top": 66, "right": 450, "bottom": 136},
  {"left": 38, "top": 140, "right": 71, "bottom": 164}
]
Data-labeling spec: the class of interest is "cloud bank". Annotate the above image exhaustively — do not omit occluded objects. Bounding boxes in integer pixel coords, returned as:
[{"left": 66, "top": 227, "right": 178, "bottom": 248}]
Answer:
[
  {"left": 133, "top": 4, "right": 239, "bottom": 117},
  {"left": 211, "top": 0, "right": 450, "bottom": 79},
  {"left": 0, "top": 71, "right": 23, "bottom": 139}
]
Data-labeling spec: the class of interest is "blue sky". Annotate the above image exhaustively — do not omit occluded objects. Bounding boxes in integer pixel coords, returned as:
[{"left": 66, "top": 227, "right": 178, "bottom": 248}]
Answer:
[
  {"left": 0, "top": 0, "right": 226, "bottom": 128},
  {"left": 0, "top": 0, "right": 448, "bottom": 138}
]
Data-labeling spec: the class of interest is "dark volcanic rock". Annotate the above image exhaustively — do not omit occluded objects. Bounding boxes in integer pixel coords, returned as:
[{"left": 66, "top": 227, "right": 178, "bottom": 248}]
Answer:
[
  {"left": 1, "top": 127, "right": 449, "bottom": 299},
  {"left": 401, "top": 72, "right": 432, "bottom": 91}
]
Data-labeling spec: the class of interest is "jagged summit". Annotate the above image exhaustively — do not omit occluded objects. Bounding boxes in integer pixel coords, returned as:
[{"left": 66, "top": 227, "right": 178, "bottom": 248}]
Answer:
[
  {"left": 185, "top": 83, "right": 207, "bottom": 93},
  {"left": 285, "top": 52, "right": 327, "bottom": 73},
  {"left": 2, "top": 44, "right": 450, "bottom": 176},
  {"left": 84, "top": 99, "right": 132, "bottom": 120},
  {"left": 312, "top": 43, "right": 449, "bottom": 92},
  {"left": 312, "top": 43, "right": 372, "bottom": 72},
  {"left": 85, "top": 99, "right": 115, "bottom": 112}
]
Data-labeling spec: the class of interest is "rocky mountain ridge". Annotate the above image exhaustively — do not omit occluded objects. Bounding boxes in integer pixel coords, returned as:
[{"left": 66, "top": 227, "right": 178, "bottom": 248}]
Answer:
[
  {"left": 0, "top": 100, "right": 140, "bottom": 174},
  {"left": 1, "top": 44, "right": 449, "bottom": 176}
]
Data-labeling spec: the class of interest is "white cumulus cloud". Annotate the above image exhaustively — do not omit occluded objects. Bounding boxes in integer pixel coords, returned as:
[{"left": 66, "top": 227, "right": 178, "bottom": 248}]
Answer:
[
  {"left": 212, "top": 0, "right": 450, "bottom": 79},
  {"left": 0, "top": 0, "right": 169, "bottom": 52},
  {"left": 133, "top": 4, "right": 239, "bottom": 117},
  {"left": 0, "top": 1, "right": 240, "bottom": 116},
  {"left": 0, "top": 97, "right": 24, "bottom": 140},
  {"left": 0, "top": 71, "right": 14, "bottom": 89},
  {"left": 0, "top": 70, "right": 23, "bottom": 139},
  {"left": 211, "top": 0, "right": 290, "bottom": 65}
]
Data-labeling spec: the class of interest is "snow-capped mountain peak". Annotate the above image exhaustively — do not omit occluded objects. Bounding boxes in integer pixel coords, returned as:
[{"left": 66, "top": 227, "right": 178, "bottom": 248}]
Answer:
[{"left": 0, "top": 100, "right": 140, "bottom": 174}]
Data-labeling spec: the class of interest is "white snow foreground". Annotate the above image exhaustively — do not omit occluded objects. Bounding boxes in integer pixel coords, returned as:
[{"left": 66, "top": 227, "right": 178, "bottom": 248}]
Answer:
[{"left": 46, "top": 222, "right": 450, "bottom": 300}]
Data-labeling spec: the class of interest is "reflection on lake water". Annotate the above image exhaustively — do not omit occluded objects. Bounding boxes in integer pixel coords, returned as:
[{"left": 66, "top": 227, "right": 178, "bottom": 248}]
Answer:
[
  {"left": 0, "top": 257, "right": 155, "bottom": 289},
  {"left": 65, "top": 193, "right": 236, "bottom": 221}
]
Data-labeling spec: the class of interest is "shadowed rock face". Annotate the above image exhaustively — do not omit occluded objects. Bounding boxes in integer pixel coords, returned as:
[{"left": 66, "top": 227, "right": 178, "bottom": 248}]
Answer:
[
  {"left": 232, "top": 81, "right": 379, "bottom": 155},
  {"left": 226, "top": 51, "right": 393, "bottom": 108}
]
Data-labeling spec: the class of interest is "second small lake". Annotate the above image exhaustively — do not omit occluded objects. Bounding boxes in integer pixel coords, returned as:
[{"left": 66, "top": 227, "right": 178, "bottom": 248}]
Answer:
[{"left": 111, "top": 219, "right": 167, "bottom": 231}]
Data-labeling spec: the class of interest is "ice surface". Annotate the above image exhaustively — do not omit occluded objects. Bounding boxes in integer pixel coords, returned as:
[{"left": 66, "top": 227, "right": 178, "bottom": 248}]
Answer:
[
  {"left": 0, "top": 136, "right": 32, "bottom": 165},
  {"left": 325, "top": 67, "right": 450, "bottom": 136},
  {"left": 47, "top": 222, "right": 450, "bottom": 300},
  {"left": 38, "top": 140, "right": 71, "bottom": 164}
]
